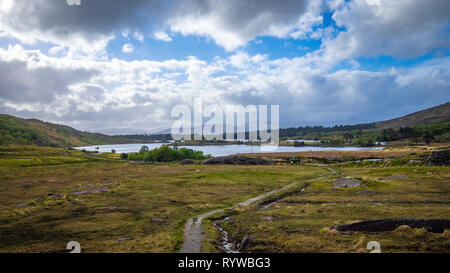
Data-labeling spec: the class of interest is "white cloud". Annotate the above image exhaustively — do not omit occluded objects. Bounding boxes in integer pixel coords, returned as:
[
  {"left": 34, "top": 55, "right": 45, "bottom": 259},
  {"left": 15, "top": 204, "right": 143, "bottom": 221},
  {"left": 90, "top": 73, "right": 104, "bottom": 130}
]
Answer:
[
  {"left": 154, "top": 31, "right": 172, "bottom": 42},
  {"left": 0, "top": 45, "right": 448, "bottom": 131},
  {"left": 122, "top": 43, "right": 134, "bottom": 53},
  {"left": 0, "top": 1, "right": 449, "bottom": 132},
  {"left": 167, "top": 0, "right": 321, "bottom": 51},
  {"left": 319, "top": 0, "right": 450, "bottom": 64},
  {"left": 133, "top": 31, "right": 144, "bottom": 42}
]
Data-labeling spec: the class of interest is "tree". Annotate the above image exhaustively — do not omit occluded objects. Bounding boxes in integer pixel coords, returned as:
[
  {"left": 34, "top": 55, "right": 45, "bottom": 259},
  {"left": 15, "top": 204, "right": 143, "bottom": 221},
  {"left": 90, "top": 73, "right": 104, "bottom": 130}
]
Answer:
[
  {"left": 343, "top": 133, "right": 354, "bottom": 143},
  {"left": 411, "top": 130, "right": 422, "bottom": 144},
  {"left": 120, "top": 153, "right": 128, "bottom": 159},
  {"left": 423, "top": 134, "right": 434, "bottom": 145},
  {"left": 139, "top": 145, "right": 149, "bottom": 153},
  {"left": 111, "top": 149, "right": 116, "bottom": 154}
]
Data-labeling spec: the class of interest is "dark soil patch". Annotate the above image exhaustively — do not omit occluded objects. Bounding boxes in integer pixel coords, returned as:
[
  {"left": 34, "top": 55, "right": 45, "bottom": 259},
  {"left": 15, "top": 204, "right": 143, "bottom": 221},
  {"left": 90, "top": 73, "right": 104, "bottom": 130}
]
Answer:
[
  {"left": 203, "top": 156, "right": 274, "bottom": 165},
  {"left": 332, "top": 218, "right": 450, "bottom": 233},
  {"left": 258, "top": 183, "right": 310, "bottom": 209}
]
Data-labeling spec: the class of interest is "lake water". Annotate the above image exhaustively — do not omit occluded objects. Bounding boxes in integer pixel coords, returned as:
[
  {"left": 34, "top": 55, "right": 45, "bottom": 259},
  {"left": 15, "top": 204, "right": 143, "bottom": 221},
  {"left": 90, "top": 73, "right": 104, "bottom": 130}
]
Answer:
[{"left": 75, "top": 143, "right": 384, "bottom": 157}]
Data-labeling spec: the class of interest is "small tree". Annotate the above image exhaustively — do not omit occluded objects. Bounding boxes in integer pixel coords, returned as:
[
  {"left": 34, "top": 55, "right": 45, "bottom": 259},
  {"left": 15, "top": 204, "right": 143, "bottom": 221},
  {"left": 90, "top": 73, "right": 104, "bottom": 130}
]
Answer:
[
  {"left": 120, "top": 153, "right": 128, "bottom": 159},
  {"left": 111, "top": 149, "right": 116, "bottom": 154},
  {"left": 423, "top": 134, "right": 434, "bottom": 145}
]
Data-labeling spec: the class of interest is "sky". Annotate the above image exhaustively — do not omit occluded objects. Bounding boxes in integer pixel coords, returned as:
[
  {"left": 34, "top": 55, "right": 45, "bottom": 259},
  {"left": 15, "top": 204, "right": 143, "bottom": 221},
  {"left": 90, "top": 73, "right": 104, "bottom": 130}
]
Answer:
[{"left": 0, "top": 0, "right": 449, "bottom": 134}]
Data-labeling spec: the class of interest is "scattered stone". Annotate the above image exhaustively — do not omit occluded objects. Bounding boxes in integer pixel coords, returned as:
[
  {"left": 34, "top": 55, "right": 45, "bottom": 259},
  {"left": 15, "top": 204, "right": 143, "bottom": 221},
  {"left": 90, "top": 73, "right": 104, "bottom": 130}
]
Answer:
[
  {"left": 408, "top": 160, "right": 422, "bottom": 165},
  {"left": 332, "top": 218, "right": 450, "bottom": 233},
  {"left": 151, "top": 218, "right": 165, "bottom": 224},
  {"left": 203, "top": 156, "right": 274, "bottom": 165},
  {"left": 238, "top": 236, "right": 253, "bottom": 251},
  {"left": 14, "top": 203, "right": 29, "bottom": 208},
  {"left": 72, "top": 186, "right": 108, "bottom": 196},
  {"left": 357, "top": 190, "right": 376, "bottom": 195},
  {"left": 116, "top": 237, "right": 133, "bottom": 242},
  {"left": 333, "top": 179, "right": 362, "bottom": 188},
  {"left": 180, "top": 159, "right": 195, "bottom": 165},
  {"left": 378, "top": 174, "right": 408, "bottom": 180},
  {"left": 427, "top": 150, "right": 450, "bottom": 166}
]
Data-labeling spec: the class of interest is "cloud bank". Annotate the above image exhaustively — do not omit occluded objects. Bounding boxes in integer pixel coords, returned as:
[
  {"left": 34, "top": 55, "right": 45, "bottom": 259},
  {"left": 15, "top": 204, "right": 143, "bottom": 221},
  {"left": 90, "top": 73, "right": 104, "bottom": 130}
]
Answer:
[{"left": 0, "top": 0, "right": 448, "bottom": 132}]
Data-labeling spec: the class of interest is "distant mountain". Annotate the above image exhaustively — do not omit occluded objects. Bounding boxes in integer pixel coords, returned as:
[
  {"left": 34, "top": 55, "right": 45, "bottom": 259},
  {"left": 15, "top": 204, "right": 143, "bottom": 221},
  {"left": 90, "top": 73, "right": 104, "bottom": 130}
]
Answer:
[
  {"left": 96, "top": 128, "right": 155, "bottom": 136},
  {"left": 375, "top": 102, "right": 450, "bottom": 129},
  {"left": 0, "top": 114, "right": 135, "bottom": 147}
]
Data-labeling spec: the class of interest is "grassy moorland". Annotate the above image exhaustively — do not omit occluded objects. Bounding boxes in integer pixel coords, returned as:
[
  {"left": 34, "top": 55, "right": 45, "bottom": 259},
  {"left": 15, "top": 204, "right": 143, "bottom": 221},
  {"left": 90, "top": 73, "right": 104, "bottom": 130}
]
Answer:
[
  {"left": 207, "top": 157, "right": 450, "bottom": 253},
  {"left": 0, "top": 145, "right": 328, "bottom": 253},
  {"left": 0, "top": 144, "right": 448, "bottom": 253}
]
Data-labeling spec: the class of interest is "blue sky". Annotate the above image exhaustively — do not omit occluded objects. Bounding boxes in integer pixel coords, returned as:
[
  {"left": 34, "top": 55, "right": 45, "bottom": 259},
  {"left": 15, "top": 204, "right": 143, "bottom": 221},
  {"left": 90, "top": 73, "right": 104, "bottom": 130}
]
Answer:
[{"left": 0, "top": 0, "right": 449, "bottom": 133}]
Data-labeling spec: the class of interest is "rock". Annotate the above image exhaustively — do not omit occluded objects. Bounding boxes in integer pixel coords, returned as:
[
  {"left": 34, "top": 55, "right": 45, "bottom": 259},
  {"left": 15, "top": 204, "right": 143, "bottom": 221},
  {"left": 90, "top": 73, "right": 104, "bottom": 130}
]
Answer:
[
  {"left": 332, "top": 218, "right": 450, "bottom": 233},
  {"left": 202, "top": 156, "right": 274, "bottom": 165},
  {"left": 238, "top": 236, "right": 253, "bottom": 251},
  {"left": 408, "top": 160, "right": 422, "bottom": 165},
  {"left": 333, "top": 179, "right": 362, "bottom": 188},
  {"left": 357, "top": 190, "right": 376, "bottom": 195},
  {"left": 180, "top": 159, "right": 195, "bottom": 165},
  {"left": 151, "top": 218, "right": 165, "bottom": 224},
  {"left": 116, "top": 237, "right": 133, "bottom": 242},
  {"left": 14, "top": 203, "right": 29, "bottom": 208},
  {"left": 427, "top": 150, "right": 450, "bottom": 166}
]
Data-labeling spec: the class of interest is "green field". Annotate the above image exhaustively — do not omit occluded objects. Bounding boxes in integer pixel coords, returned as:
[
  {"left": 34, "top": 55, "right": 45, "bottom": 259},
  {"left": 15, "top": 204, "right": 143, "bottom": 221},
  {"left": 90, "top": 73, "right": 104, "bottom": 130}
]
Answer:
[{"left": 0, "top": 145, "right": 448, "bottom": 253}]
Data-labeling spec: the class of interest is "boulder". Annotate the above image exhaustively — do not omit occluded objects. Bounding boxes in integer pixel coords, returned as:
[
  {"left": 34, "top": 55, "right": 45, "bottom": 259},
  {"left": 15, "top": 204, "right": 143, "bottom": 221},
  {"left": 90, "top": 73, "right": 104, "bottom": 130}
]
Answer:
[{"left": 427, "top": 150, "right": 450, "bottom": 166}]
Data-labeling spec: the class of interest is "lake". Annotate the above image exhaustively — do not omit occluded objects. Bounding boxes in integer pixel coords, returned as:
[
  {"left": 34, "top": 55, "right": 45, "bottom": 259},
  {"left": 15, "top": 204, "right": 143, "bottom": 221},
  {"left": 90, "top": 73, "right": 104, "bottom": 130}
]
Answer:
[{"left": 75, "top": 143, "right": 384, "bottom": 157}]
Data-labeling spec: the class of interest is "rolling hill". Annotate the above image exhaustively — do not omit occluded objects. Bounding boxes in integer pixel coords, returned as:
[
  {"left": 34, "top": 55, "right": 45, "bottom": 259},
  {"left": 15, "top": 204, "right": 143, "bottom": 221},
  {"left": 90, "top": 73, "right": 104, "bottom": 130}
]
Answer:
[
  {"left": 1, "top": 101, "right": 449, "bottom": 147},
  {"left": 375, "top": 102, "right": 450, "bottom": 129},
  {"left": 0, "top": 114, "right": 135, "bottom": 147}
]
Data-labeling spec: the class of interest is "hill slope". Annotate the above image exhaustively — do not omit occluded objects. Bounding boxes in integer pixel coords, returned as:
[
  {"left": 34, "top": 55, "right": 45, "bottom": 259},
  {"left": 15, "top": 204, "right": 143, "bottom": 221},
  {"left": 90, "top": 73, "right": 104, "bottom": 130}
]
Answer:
[
  {"left": 376, "top": 102, "right": 450, "bottom": 129},
  {"left": 0, "top": 114, "right": 133, "bottom": 147}
]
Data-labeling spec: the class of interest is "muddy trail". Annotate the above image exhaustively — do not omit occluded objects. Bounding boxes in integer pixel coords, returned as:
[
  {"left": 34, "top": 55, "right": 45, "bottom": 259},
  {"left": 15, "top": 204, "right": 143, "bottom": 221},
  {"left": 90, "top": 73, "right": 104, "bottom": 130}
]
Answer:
[
  {"left": 179, "top": 164, "right": 338, "bottom": 253},
  {"left": 179, "top": 182, "right": 299, "bottom": 253}
]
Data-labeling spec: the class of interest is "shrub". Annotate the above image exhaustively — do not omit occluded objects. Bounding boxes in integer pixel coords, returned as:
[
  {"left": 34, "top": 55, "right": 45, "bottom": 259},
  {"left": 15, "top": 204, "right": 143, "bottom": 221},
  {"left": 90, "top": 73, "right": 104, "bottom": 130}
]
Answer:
[{"left": 127, "top": 145, "right": 208, "bottom": 162}]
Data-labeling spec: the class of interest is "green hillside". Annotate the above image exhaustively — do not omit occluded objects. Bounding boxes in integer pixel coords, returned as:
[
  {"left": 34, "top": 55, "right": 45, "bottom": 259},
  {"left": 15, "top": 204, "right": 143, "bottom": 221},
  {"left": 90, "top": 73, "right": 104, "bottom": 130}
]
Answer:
[
  {"left": 0, "top": 114, "right": 134, "bottom": 147},
  {"left": 376, "top": 102, "right": 450, "bottom": 129}
]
